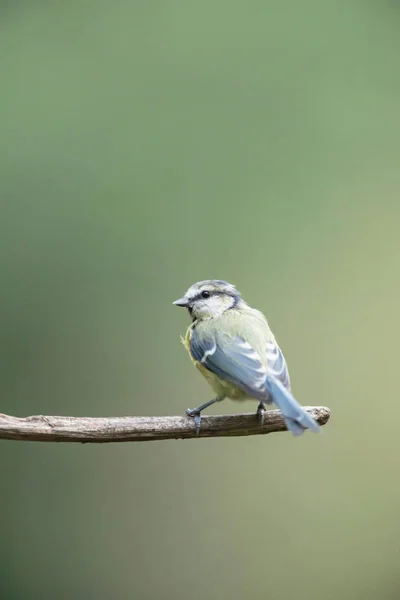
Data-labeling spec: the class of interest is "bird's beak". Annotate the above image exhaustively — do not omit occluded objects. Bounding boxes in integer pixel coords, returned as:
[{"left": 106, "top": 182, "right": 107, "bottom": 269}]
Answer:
[{"left": 173, "top": 296, "right": 189, "bottom": 307}]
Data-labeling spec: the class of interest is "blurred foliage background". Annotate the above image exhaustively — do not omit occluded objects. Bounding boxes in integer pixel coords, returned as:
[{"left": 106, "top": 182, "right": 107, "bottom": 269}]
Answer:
[{"left": 1, "top": 1, "right": 400, "bottom": 599}]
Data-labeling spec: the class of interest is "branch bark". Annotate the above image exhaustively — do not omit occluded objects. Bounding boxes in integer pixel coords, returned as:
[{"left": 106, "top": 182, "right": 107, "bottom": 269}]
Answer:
[{"left": 0, "top": 406, "right": 330, "bottom": 443}]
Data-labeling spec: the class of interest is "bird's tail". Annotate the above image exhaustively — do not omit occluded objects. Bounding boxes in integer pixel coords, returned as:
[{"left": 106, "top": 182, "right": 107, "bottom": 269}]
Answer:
[{"left": 265, "top": 375, "right": 320, "bottom": 436}]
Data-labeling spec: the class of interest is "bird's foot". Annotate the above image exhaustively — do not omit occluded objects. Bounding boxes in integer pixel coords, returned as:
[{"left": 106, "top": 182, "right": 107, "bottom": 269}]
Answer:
[
  {"left": 185, "top": 397, "right": 219, "bottom": 435},
  {"left": 186, "top": 408, "right": 201, "bottom": 435},
  {"left": 256, "top": 402, "right": 266, "bottom": 426}
]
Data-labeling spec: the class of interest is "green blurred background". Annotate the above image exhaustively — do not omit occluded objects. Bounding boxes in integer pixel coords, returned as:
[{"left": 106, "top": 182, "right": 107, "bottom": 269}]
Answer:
[{"left": 1, "top": 1, "right": 400, "bottom": 599}]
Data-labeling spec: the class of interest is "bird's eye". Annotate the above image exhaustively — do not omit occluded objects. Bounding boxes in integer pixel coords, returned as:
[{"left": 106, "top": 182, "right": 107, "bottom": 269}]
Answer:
[{"left": 201, "top": 290, "right": 210, "bottom": 299}]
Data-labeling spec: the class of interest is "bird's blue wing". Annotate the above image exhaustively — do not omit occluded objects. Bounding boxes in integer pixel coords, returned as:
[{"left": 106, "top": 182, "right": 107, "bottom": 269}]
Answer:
[
  {"left": 266, "top": 340, "right": 291, "bottom": 390},
  {"left": 190, "top": 328, "right": 268, "bottom": 399}
]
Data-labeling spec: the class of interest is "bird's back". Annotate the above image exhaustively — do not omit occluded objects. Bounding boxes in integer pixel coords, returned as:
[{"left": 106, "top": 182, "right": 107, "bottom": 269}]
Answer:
[
  {"left": 199, "top": 307, "right": 274, "bottom": 367},
  {"left": 185, "top": 307, "right": 280, "bottom": 401}
]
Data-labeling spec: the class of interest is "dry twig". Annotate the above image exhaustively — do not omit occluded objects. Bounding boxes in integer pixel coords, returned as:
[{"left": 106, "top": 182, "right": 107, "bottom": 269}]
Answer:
[{"left": 0, "top": 406, "right": 330, "bottom": 443}]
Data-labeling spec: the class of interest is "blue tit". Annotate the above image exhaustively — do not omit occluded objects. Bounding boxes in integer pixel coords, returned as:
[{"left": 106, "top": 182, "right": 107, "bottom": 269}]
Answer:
[{"left": 173, "top": 280, "right": 320, "bottom": 436}]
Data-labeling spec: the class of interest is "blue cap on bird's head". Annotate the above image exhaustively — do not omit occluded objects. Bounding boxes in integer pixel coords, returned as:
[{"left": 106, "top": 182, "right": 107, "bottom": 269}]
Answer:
[{"left": 173, "top": 280, "right": 242, "bottom": 319}]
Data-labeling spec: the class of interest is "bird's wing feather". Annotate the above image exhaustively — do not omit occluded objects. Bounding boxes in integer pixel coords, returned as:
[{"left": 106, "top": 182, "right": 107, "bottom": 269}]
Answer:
[
  {"left": 266, "top": 340, "right": 291, "bottom": 390},
  {"left": 190, "top": 328, "right": 268, "bottom": 399}
]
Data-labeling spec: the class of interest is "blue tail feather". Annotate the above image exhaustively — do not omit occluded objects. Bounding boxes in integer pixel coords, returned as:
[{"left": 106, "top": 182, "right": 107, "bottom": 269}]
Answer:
[{"left": 265, "top": 375, "right": 320, "bottom": 436}]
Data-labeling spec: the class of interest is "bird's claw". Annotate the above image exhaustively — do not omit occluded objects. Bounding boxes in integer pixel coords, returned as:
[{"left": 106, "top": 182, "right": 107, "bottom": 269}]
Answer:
[
  {"left": 186, "top": 408, "right": 201, "bottom": 435},
  {"left": 256, "top": 403, "right": 266, "bottom": 426}
]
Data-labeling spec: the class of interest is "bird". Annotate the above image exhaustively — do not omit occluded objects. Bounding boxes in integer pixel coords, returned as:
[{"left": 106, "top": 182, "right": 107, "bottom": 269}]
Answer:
[{"left": 173, "top": 279, "right": 320, "bottom": 436}]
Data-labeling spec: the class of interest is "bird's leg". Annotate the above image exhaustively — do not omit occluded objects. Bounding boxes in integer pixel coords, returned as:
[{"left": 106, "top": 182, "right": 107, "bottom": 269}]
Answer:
[
  {"left": 186, "top": 398, "right": 219, "bottom": 435},
  {"left": 256, "top": 402, "right": 266, "bottom": 425}
]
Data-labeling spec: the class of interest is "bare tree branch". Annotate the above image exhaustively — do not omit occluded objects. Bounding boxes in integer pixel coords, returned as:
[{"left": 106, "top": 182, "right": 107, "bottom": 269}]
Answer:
[{"left": 0, "top": 406, "right": 330, "bottom": 443}]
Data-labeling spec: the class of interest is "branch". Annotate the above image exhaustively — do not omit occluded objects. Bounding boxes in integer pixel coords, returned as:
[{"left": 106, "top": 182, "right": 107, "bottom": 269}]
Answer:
[{"left": 0, "top": 406, "right": 330, "bottom": 443}]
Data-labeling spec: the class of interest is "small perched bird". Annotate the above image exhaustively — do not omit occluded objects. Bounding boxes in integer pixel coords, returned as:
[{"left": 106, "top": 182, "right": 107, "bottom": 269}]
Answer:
[{"left": 173, "top": 280, "right": 320, "bottom": 436}]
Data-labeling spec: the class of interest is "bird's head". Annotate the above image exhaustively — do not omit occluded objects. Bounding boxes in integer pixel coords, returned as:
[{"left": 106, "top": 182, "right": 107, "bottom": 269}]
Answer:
[{"left": 173, "top": 279, "right": 242, "bottom": 320}]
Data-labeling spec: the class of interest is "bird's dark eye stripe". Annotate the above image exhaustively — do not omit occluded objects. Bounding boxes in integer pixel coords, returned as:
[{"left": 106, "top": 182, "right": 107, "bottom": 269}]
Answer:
[
  {"left": 193, "top": 290, "right": 214, "bottom": 301},
  {"left": 194, "top": 290, "right": 237, "bottom": 302}
]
